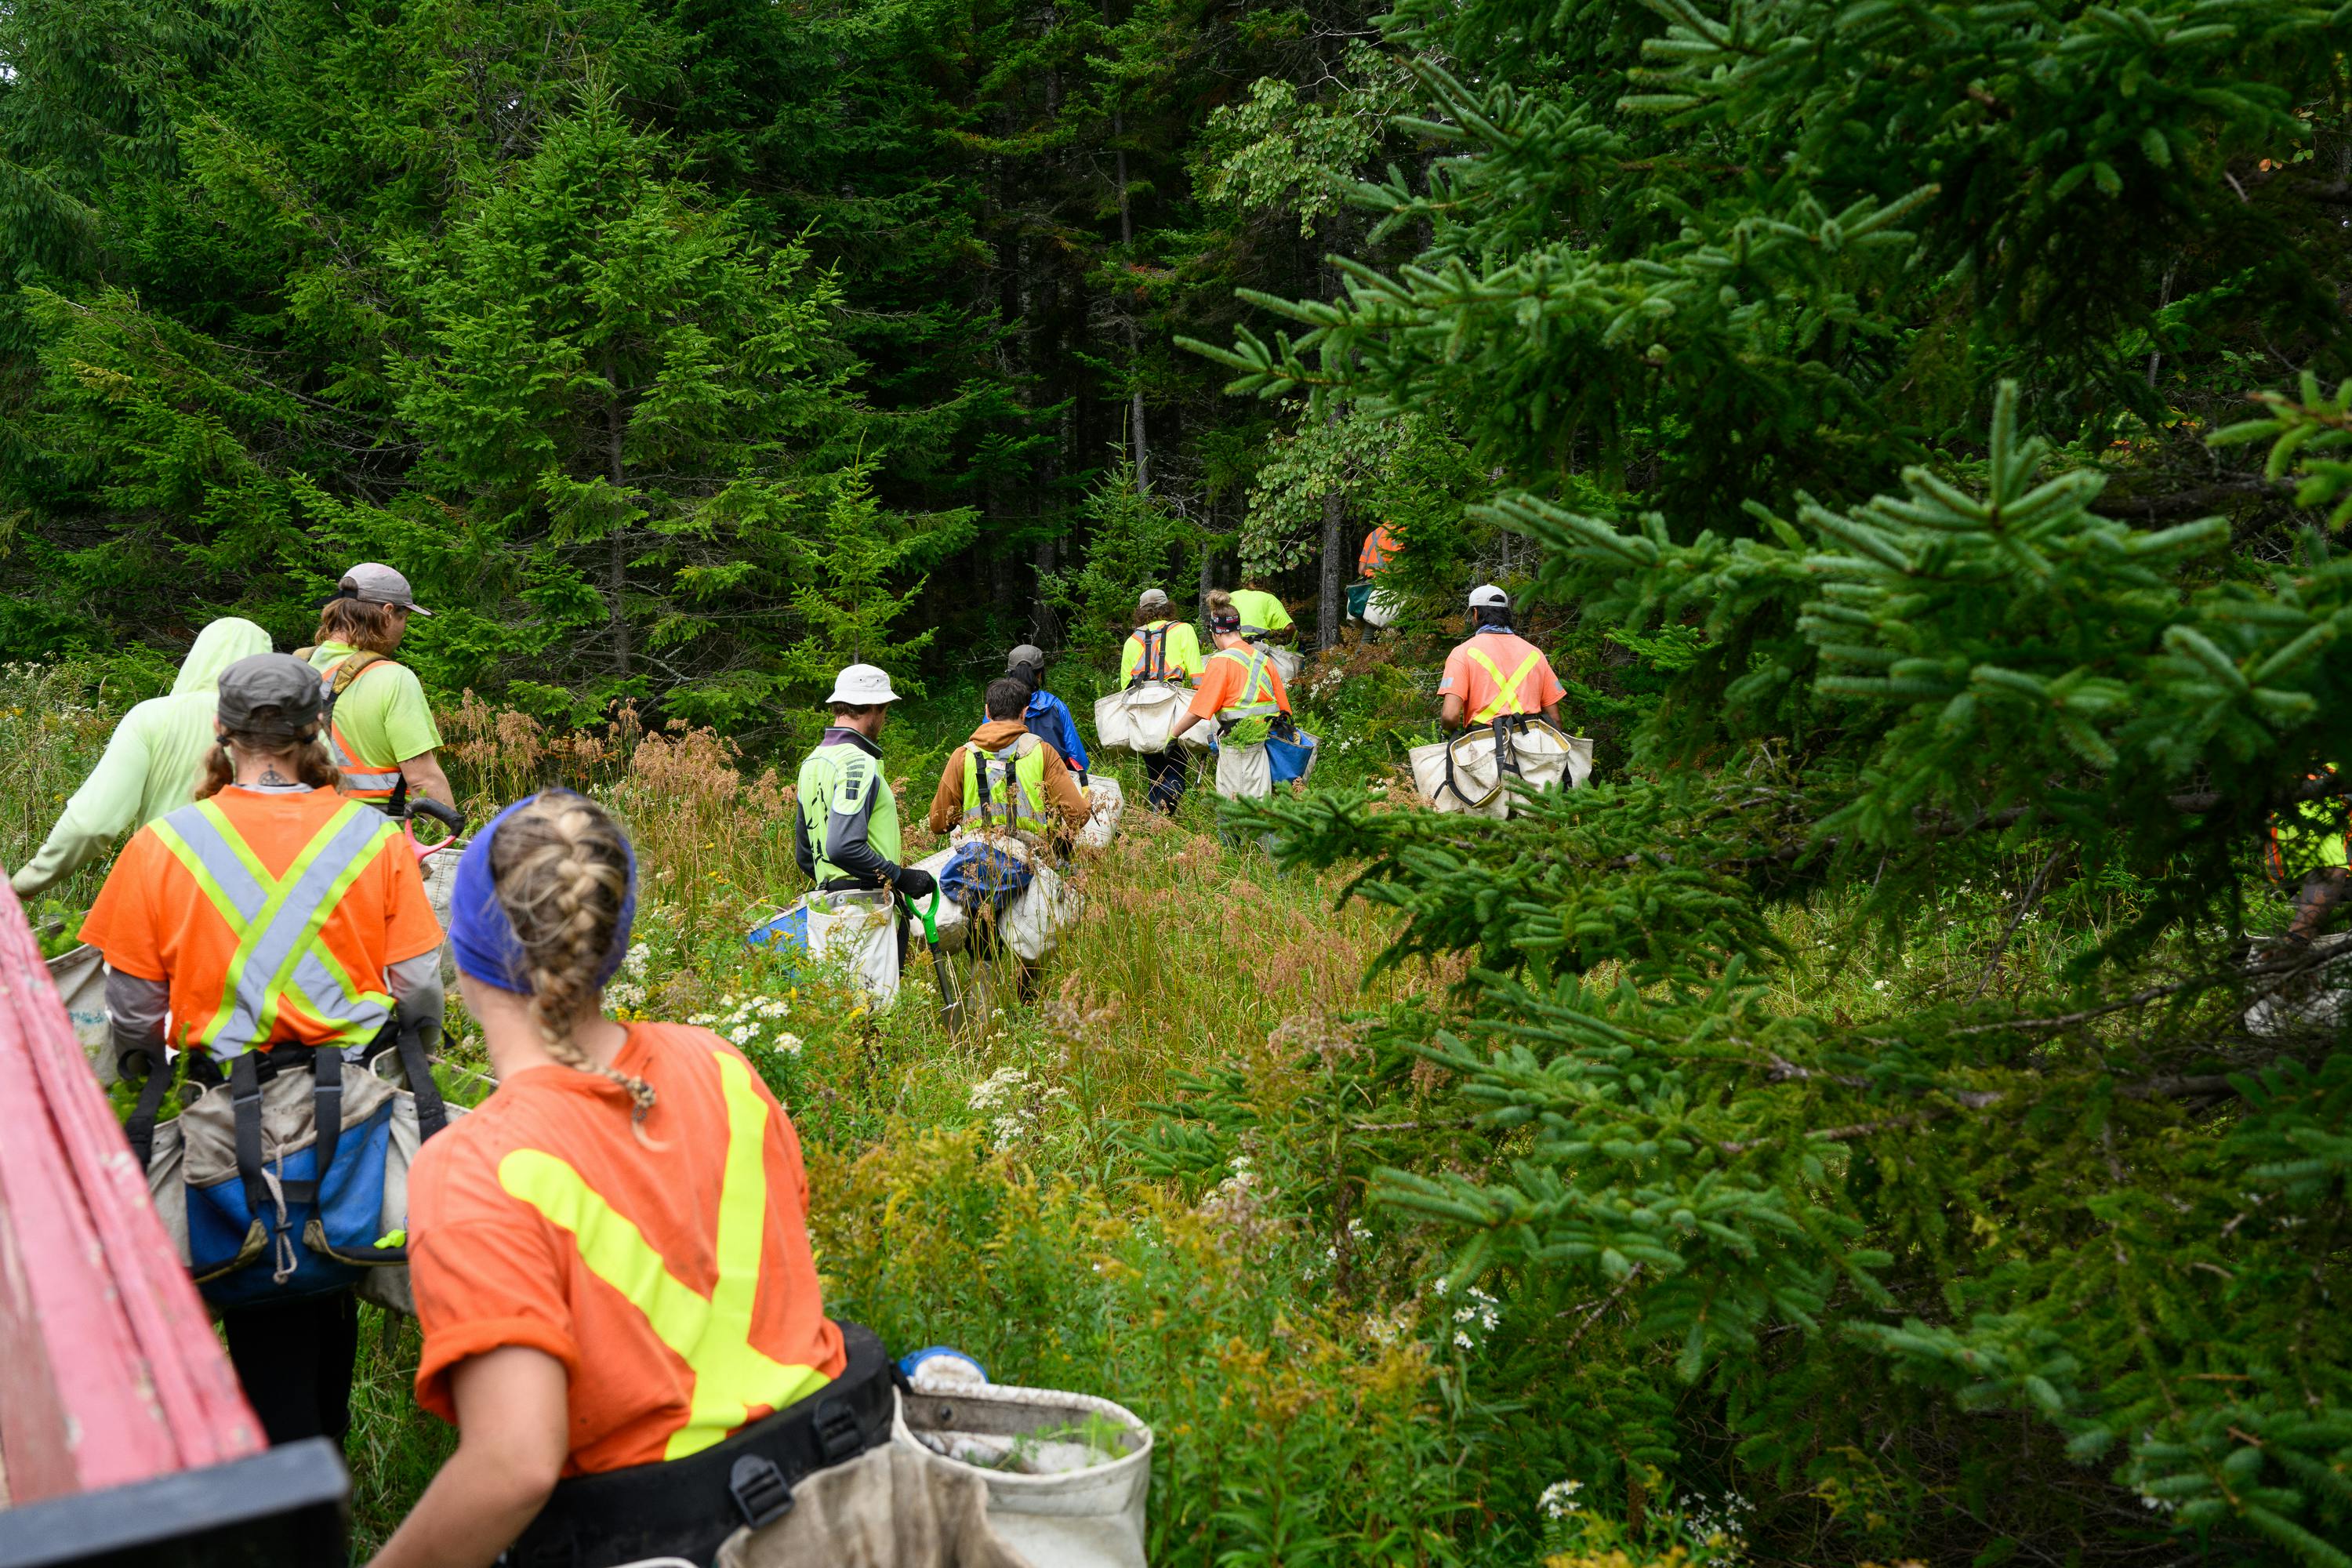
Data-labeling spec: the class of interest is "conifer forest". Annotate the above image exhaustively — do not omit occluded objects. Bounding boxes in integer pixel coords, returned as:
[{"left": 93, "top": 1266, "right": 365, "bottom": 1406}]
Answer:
[{"left": 5, "top": 0, "right": 2352, "bottom": 1561}]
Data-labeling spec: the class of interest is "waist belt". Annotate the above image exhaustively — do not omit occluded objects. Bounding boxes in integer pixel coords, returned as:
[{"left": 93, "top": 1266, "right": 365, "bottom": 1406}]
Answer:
[{"left": 503, "top": 1322, "right": 898, "bottom": 1568}]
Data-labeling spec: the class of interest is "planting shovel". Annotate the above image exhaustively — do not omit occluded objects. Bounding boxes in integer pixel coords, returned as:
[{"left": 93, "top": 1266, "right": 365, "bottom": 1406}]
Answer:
[{"left": 902, "top": 887, "right": 964, "bottom": 1033}]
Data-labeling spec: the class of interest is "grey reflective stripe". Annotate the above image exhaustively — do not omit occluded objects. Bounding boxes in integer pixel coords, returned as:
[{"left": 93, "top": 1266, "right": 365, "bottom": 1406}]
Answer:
[
  {"left": 1217, "top": 652, "right": 1280, "bottom": 720},
  {"left": 158, "top": 800, "right": 398, "bottom": 1054},
  {"left": 291, "top": 949, "right": 394, "bottom": 1036},
  {"left": 972, "top": 739, "right": 1043, "bottom": 828}
]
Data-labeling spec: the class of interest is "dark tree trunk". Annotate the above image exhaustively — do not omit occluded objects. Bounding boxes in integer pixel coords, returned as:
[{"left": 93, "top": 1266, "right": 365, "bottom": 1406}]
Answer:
[
  {"left": 603, "top": 376, "right": 631, "bottom": 681},
  {"left": 1319, "top": 480, "right": 1345, "bottom": 652}
]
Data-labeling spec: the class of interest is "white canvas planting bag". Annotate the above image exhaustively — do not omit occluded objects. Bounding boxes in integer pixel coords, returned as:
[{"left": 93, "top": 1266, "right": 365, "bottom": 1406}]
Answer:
[
  {"left": 1076, "top": 775, "right": 1124, "bottom": 851},
  {"left": 1093, "top": 684, "right": 1199, "bottom": 754},
  {"left": 717, "top": 1439, "right": 1031, "bottom": 1568},
  {"left": 1214, "top": 742, "right": 1273, "bottom": 801},
  {"left": 1410, "top": 720, "right": 1594, "bottom": 818},
  {"left": 806, "top": 887, "right": 902, "bottom": 1005},
  {"left": 895, "top": 1383, "right": 1154, "bottom": 1568},
  {"left": 45, "top": 943, "right": 114, "bottom": 1083},
  {"left": 999, "top": 858, "right": 1075, "bottom": 964}
]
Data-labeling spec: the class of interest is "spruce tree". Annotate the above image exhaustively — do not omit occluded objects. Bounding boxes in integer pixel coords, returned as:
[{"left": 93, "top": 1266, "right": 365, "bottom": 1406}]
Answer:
[{"left": 1199, "top": 0, "right": 2352, "bottom": 1556}]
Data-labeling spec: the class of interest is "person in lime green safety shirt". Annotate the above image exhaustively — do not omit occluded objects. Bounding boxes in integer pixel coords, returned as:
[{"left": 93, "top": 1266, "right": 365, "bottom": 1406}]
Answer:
[
  {"left": 10, "top": 617, "right": 273, "bottom": 897},
  {"left": 2267, "top": 764, "right": 2350, "bottom": 942},
  {"left": 1228, "top": 582, "right": 1294, "bottom": 644},
  {"left": 790, "top": 665, "right": 936, "bottom": 1007},
  {"left": 298, "top": 562, "right": 454, "bottom": 813}
]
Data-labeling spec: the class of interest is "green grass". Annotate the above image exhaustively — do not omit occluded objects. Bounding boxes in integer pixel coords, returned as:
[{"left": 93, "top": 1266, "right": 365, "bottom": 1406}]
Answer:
[{"left": 13, "top": 655, "right": 2183, "bottom": 1565}]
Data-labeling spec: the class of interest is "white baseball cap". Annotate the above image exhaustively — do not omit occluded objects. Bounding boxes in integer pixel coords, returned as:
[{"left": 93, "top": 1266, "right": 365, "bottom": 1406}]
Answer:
[
  {"left": 1468, "top": 583, "right": 1510, "bottom": 610},
  {"left": 1137, "top": 588, "right": 1171, "bottom": 612},
  {"left": 826, "top": 664, "right": 901, "bottom": 706}
]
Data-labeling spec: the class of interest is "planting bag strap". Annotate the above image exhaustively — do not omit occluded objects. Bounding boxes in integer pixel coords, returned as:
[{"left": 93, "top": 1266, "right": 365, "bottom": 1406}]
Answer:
[
  {"left": 397, "top": 1018, "right": 448, "bottom": 1141},
  {"left": 307, "top": 1046, "right": 344, "bottom": 1204},
  {"left": 122, "top": 1047, "right": 176, "bottom": 1171},
  {"left": 1493, "top": 714, "right": 1524, "bottom": 778},
  {"left": 230, "top": 1051, "right": 272, "bottom": 1218}
]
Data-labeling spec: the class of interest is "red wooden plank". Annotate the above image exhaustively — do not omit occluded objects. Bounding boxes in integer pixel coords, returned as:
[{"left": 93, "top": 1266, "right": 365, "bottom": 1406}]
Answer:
[{"left": 0, "top": 876, "right": 263, "bottom": 1502}]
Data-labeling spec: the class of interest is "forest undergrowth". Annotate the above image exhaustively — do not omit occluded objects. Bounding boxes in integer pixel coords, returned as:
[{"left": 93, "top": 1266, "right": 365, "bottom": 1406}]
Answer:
[{"left": 3, "top": 653, "right": 2234, "bottom": 1567}]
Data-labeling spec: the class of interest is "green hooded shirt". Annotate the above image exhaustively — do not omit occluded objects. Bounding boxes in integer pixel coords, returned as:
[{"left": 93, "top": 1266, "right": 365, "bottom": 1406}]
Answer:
[{"left": 10, "top": 618, "right": 274, "bottom": 897}]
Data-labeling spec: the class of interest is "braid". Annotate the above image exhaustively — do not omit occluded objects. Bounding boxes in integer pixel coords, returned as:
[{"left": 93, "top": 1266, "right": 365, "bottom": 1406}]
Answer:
[{"left": 490, "top": 792, "right": 659, "bottom": 1133}]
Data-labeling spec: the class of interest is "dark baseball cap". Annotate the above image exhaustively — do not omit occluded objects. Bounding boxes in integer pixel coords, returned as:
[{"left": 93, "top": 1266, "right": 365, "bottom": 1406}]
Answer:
[
  {"left": 216, "top": 654, "right": 325, "bottom": 739},
  {"left": 339, "top": 561, "right": 431, "bottom": 616}
]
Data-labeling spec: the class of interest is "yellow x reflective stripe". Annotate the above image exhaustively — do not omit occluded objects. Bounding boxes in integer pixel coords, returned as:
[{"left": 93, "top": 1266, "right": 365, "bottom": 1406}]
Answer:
[
  {"left": 1464, "top": 645, "right": 1545, "bottom": 723},
  {"left": 497, "top": 1050, "right": 827, "bottom": 1459}
]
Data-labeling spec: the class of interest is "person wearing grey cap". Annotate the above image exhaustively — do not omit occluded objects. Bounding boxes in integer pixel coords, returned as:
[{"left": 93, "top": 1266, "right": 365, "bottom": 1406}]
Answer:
[
  {"left": 296, "top": 561, "right": 454, "bottom": 813},
  {"left": 1120, "top": 589, "right": 1203, "bottom": 812},
  {"left": 1001, "top": 643, "right": 1090, "bottom": 784},
  {"left": 77, "top": 652, "right": 445, "bottom": 1454}
]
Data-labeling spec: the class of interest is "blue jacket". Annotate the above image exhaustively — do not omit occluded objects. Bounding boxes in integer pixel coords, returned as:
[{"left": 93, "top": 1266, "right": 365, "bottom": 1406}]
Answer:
[{"left": 1024, "top": 691, "right": 1089, "bottom": 777}]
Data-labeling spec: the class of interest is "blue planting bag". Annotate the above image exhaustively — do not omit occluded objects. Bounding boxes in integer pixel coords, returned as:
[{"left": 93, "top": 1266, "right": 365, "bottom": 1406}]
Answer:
[
  {"left": 940, "top": 839, "right": 1033, "bottom": 914},
  {"left": 746, "top": 902, "right": 811, "bottom": 960},
  {"left": 187, "top": 1098, "right": 400, "bottom": 1308},
  {"left": 1267, "top": 728, "right": 1319, "bottom": 784}
]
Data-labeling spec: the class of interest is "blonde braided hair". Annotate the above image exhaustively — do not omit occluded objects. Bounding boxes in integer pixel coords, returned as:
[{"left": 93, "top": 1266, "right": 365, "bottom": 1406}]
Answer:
[{"left": 488, "top": 791, "right": 659, "bottom": 1132}]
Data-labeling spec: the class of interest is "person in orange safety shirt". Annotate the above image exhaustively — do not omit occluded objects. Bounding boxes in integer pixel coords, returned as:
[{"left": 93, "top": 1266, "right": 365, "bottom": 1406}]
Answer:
[
  {"left": 1439, "top": 584, "right": 1566, "bottom": 731},
  {"left": 78, "top": 652, "right": 445, "bottom": 1454},
  {"left": 368, "top": 791, "right": 893, "bottom": 1568}
]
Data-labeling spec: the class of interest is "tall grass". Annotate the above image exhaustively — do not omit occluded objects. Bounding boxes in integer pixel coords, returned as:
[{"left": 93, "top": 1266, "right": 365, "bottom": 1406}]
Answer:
[
  {"left": 0, "top": 661, "right": 124, "bottom": 918},
  {"left": 4, "top": 662, "right": 2002, "bottom": 1564}
]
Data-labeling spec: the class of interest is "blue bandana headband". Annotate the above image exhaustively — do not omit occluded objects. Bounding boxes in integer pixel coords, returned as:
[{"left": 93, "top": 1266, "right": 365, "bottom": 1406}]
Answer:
[{"left": 448, "top": 792, "right": 638, "bottom": 995}]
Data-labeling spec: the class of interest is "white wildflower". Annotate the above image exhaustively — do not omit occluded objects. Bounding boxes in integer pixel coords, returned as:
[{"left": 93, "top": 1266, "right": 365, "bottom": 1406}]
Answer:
[
  {"left": 967, "top": 1066, "right": 1030, "bottom": 1112},
  {"left": 772, "top": 1032, "right": 804, "bottom": 1055},
  {"left": 622, "top": 942, "right": 651, "bottom": 977},
  {"left": 728, "top": 1023, "right": 760, "bottom": 1045},
  {"left": 688, "top": 1012, "right": 718, "bottom": 1026},
  {"left": 1540, "top": 1479, "right": 1584, "bottom": 1520}
]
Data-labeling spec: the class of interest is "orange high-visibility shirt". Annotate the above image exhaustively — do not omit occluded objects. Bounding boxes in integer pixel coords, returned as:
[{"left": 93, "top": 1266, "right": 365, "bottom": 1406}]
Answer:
[
  {"left": 407, "top": 1024, "right": 848, "bottom": 1475},
  {"left": 1187, "top": 648, "right": 1292, "bottom": 723},
  {"left": 78, "top": 785, "right": 441, "bottom": 1056},
  {"left": 1359, "top": 524, "right": 1399, "bottom": 578},
  {"left": 1438, "top": 632, "right": 1566, "bottom": 721}
]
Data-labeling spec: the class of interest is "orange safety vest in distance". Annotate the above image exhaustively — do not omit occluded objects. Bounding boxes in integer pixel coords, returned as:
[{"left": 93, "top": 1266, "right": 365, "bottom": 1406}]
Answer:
[
  {"left": 1359, "top": 524, "right": 1399, "bottom": 578},
  {"left": 315, "top": 653, "right": 407, "bottom": 800},
  {"left": 1461, "top": 641, "right": 1548, "bottom": 724},
  {"left": 2267, "top": 765, "right": 2350, "bottom": 884}
]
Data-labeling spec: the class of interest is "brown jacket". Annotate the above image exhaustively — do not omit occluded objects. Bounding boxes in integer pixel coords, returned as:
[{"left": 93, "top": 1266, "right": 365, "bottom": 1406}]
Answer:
[{"left": 927, "top": 720, "right": 1093, "bottom": 836}]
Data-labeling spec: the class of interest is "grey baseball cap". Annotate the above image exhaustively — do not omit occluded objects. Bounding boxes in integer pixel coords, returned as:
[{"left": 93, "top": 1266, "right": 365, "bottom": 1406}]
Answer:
[
  {"left": 339, "top": 561, "right": 432, "bottom": 616},
  {"left": 1006, "top": 644, "right": 1046, "bottom": 673},
  {"left": 1138, "top": 588, "right": 1171, "bottom": 612},
  {"left": 216, "top": 654, "right": 325, "bottom": 739}
]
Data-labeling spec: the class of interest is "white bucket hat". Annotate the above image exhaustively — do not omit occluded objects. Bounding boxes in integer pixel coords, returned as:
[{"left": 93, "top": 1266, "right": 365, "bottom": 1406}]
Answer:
[{"left": 826, "top": 663, "right": 901, "bottom": 706}]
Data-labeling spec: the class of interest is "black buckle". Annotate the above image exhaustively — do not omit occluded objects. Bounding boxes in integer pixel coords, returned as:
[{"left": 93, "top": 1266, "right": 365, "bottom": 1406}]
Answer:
[
  {"left": 812, "top": 1396, "right": 864, "bottom": 1465},
  {"left": 730, "top": 1455, "right": 795, "bottom": 1530}
]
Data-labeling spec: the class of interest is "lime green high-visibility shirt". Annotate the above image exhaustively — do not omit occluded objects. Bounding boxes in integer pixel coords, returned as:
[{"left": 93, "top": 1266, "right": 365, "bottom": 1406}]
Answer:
[
  {"left": 305, "top": 642, "right": 443, "bottom": 775},
  {"left": 1228, "top": 589, "right": 1291, "bottom": 637},
  {"left": 11, "top": 618, "right": 273, "bottom": 898}
]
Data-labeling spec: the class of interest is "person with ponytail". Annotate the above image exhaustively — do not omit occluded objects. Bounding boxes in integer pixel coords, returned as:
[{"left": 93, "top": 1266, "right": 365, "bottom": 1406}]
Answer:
[
  {"left": 78, "top": 653, "right": 445, "bottom": 1450},
  {"left": 373, "top": 791, "right": 894, "bottom": 1568}
]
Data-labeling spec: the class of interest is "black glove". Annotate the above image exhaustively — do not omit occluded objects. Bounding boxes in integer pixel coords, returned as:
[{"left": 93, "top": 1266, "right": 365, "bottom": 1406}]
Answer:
[{"left": 895, "top": 866, "right": 938, "bottom": 902}]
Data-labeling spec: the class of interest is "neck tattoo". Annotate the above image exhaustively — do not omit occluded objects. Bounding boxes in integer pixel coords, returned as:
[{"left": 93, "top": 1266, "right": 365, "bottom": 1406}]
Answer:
[{"left": 258, "top": 764, "right": 292, "bottom": 786}]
